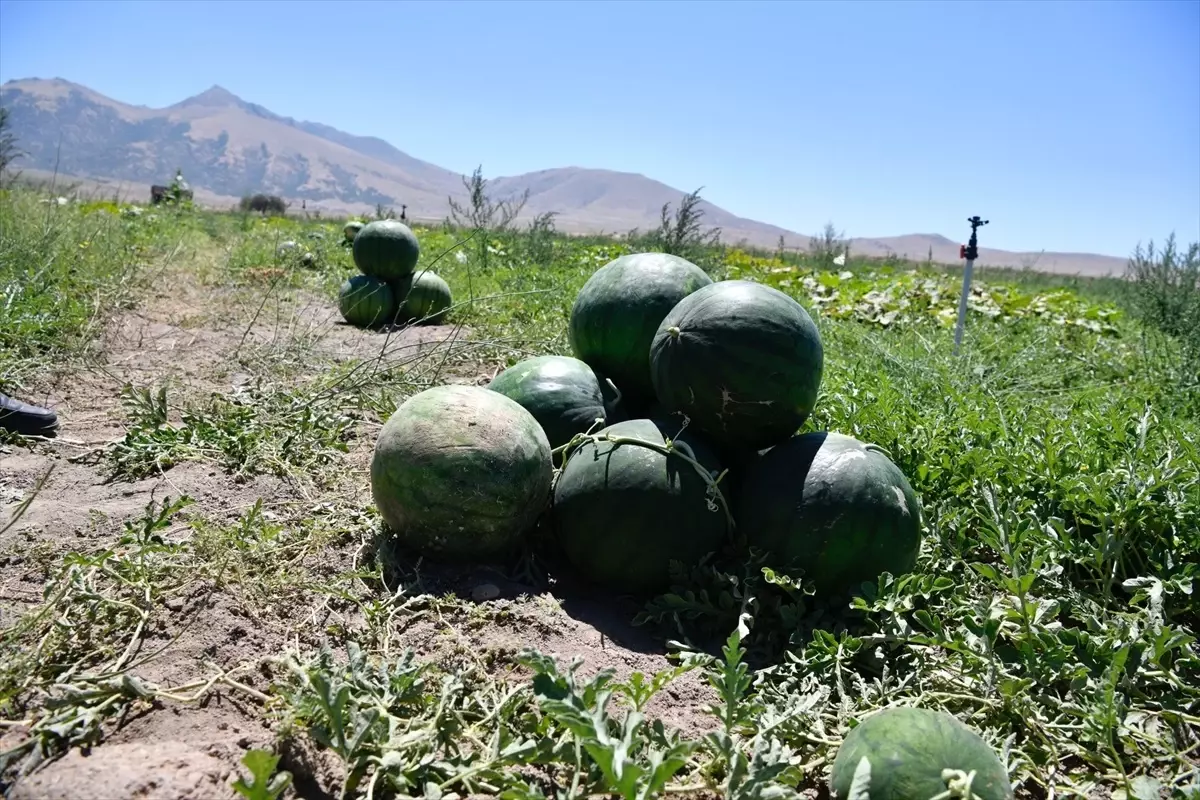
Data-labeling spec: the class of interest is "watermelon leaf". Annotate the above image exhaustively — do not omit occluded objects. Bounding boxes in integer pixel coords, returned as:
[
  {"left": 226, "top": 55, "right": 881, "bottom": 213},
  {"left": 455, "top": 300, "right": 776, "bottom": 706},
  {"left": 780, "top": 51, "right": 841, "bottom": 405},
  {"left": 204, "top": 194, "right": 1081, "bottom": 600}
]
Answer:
[{"left": 232, "top": 749, "right": 292, "bottom": 800}]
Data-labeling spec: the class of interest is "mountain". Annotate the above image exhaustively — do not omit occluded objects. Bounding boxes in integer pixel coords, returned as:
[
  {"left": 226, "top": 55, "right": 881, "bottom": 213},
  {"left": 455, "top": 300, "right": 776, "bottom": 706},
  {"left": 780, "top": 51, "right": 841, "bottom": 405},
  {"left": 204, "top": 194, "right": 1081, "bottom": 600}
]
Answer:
[{"left": 0, "top": 78, "right": 1129, "bottom": 276}]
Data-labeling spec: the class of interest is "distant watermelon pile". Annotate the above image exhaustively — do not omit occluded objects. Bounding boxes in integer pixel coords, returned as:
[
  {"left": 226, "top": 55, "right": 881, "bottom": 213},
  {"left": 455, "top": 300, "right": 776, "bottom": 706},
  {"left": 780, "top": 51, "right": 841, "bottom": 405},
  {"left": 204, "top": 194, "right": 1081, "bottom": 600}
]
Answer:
[
  {"left": 337, "top": 219, "right": 453, "bottom": 329},
  {"left": 368, "top": 249, "right": 923, "bottom": 599}
]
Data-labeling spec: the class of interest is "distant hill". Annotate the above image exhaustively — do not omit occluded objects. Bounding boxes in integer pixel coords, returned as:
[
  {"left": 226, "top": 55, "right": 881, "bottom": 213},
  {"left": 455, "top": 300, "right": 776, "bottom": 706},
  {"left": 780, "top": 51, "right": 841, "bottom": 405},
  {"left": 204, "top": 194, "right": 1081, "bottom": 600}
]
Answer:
[{"left": 1, "top": 77, "right": 1130, "bottom": 277}]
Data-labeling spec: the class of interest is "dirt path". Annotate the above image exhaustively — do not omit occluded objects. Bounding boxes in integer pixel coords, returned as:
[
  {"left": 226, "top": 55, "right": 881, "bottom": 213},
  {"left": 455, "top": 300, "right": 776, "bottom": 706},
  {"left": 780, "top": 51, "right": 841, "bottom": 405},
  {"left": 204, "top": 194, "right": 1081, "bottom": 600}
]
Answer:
[{"left": 0, "top": 270, "right": 717, "bottom": 799}]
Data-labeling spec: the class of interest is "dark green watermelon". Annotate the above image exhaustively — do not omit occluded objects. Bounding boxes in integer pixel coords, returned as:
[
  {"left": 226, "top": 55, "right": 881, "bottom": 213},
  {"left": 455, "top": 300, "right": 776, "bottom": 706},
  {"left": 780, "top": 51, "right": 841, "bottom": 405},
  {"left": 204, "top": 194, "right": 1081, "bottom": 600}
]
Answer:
[
  {"left": 715, "top": 443, "right": 772, "bottom": 522},
  {"left": 353, "top": 219, "right": 420, "bottom": 280},
  {"left": 829, "top": 706, "right": 1013, "bottom": 800},
  {"left": 338, "top": 275, "right": 396, "bottom": 328},
  {"left": 736, "top": 432, "right": 921, "bottom": 597},
  {"left": 487, "top": 355, "right": 608, "bottom": 453},
  {"left": 568, "top": 252, "right": 712, "bottom": 407},
  {"left": 370, "top": 385, "right": 553, "bottom": 560},
  {"left": 553, "top": 417, "right": 730, "bottom": 594},
  {"left": 649, "top": 280, "right": 824, "bottom": 451},
  {"left": 393, "top": 270, "right": 453, "bottom": 324}
]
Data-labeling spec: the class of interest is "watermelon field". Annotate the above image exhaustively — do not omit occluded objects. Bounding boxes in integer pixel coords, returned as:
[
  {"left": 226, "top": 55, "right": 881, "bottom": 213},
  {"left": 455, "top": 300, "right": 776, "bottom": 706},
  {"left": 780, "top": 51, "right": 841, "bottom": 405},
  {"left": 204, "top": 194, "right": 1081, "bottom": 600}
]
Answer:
[{"left": 0, "top": 186, "right": 1197, "bottom": 800}]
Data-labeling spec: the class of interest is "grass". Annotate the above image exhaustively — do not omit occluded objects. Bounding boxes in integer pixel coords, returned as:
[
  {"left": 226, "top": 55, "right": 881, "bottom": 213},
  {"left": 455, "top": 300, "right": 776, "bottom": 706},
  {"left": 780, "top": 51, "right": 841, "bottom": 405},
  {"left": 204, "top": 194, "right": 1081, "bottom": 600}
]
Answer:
[{"left": 0, "top": 183, "right": 1197, "bottom": 799}]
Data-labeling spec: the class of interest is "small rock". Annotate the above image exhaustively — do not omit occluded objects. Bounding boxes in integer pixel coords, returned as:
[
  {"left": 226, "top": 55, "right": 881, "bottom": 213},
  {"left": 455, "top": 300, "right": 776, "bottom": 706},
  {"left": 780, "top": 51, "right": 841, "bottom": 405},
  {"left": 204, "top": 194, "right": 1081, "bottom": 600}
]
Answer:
[
  {"left": 164, "top": 597, "right": 184, "bottom": 612},
  {"left": 471, "top": 583, "right": 500, "bottom": 602}
]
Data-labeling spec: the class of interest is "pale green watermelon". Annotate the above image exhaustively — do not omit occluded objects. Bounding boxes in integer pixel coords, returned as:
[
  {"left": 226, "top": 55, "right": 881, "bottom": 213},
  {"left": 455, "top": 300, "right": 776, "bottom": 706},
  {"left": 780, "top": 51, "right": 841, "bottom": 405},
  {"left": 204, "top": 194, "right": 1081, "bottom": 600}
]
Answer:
[{"left": 370, "top": 385, "right": 553, "bottom": 560}]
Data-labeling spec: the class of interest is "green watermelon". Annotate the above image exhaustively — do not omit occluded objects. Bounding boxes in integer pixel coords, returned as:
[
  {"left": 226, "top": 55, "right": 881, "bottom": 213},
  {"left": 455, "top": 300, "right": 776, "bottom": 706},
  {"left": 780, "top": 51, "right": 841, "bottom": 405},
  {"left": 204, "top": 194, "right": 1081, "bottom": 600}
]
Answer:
[
  {"left": 553, "top": 418, "right": 730, "bottom": 594},
  {"left": 829, "top": 706, "right": 1013, "bottom": 800},
  {"left": 338, "top": 275, "right": 396, "bottom": 328},
  {"left": 343, "top": 220, "right": 365, "bottom": 242},
  {"left": 649, "top": 280, "right": 824, "bottom": 451},
  {"left": 716, "top": 444, "right": 772, "bottom": 521},
  {"left": 393, "top": 270, "right": 453, "bottom": 324},
  {"left": 370, "top": 385, "right": 553, "bottom": 560},
  {"left": 568, "top": 252, "right": 712, "bottom": 407},
  {"left": 736, "top": 432, "right": 921, "bottom": 597},
  {"left": 353, "top": 219, "right": 421, "bottom": 280},
  {"left": 487, "top": 356, "right": 609, "bottom": 452}
]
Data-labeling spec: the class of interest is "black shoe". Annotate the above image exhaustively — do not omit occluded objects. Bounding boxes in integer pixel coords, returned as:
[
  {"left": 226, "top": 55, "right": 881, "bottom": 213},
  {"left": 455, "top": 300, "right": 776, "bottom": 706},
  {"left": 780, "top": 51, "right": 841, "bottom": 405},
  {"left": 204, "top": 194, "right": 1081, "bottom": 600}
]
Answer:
[{"left": 0, "top": 393, "right": 60, "bottom": 437}]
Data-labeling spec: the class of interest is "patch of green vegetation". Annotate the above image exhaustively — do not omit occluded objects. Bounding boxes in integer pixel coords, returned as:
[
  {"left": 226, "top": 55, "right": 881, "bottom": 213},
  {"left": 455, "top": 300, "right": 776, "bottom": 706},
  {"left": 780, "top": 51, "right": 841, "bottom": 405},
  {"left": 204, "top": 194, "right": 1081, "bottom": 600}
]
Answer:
[
  {"left": 0, "top": 185, "right": 238, "bottom": 390},
  {"left": 1, "top": 178, "right": 1198, "bottom": 799},
  {"left": 0, "top": 191, "right": 145, "bottom": 387},
  {"left": 725, "top": 249, "right": 1125, "bottom": 333},
  {"left": 277, "top": 629, "right": 813, "bottom": 799},
  {"left": 101, "top": 381, "right": 355, "bottom": 484}
]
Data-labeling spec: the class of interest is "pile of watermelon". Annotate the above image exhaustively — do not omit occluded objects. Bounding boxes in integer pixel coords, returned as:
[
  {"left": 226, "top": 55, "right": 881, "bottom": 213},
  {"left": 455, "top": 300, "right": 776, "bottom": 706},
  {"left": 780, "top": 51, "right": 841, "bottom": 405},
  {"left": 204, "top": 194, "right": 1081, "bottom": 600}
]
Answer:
[
  {"left": 369, "top": 250, "right": 922, "bottom": 598},
  {"left": 367, "top": 251, "right": 1012, "bottom": 796},
  {"left": 337, "top": 220, "right": 453, "bottom": 329}
]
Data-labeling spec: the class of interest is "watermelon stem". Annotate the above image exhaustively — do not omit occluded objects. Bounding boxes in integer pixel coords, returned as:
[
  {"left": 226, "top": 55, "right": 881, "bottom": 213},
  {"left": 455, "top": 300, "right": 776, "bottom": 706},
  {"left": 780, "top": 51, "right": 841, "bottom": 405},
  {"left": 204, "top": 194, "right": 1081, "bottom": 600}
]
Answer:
[
  {"left": 604, "top": 377, "right": 623, "bottom": 407},
  {"left": 932, "top": 768, "right": 982, "bottom": 800},
  {"left": 551, "top": 431, "right": 736, "bottom": 532}
]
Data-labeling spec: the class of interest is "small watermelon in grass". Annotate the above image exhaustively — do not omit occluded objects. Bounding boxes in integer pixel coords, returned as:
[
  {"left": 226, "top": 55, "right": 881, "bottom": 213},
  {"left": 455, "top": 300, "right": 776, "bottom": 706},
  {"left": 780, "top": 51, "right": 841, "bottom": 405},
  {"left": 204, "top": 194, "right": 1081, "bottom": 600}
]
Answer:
[
  {"left": 394, "top": 270, "right": 452, "bottom": 324},
  {"left": 553, "top": 418, "right": 730, "bottom": 594},
  {"left": 649, "top": 279, "right": 824, "bottom": 451},
  {"left": 569, "top": 252, "right": 712, "bottom": 408},
  {"left": 338, "top": 275, "right": 396, "bottom": 328},
  {"left": 370, "top": 385, "right": 553, "bottom": 561},
  {"left": 353, "top": 219, "right": 420, "bottom": 280},
  {"left": 829, "top": 706, "right": 1014, "bottom": 800},
  {"left": 343, "top": 220, "right": 365, "bottom": 242},
  {"left": 487, "top": 355, "right": 611, "bottom": 453},
  {"left": 736, "top": 432, "right": 922, "bottom": 598}
]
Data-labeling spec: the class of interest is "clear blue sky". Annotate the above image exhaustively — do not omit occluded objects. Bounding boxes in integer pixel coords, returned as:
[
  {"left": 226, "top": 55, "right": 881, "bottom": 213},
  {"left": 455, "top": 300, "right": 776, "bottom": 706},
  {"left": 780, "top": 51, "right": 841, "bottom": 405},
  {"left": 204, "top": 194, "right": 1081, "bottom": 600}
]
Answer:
[{"left": 2, "top": 0, "right": 1197, "bottom": 257}]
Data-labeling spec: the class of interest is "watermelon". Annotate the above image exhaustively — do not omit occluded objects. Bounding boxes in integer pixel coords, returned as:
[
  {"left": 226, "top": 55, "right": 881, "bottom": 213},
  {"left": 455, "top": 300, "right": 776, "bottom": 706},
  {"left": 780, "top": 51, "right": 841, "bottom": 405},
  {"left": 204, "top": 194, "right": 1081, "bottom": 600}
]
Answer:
[
  {"left": 649, "top": 280, "right": 824, "bottom": 451},
  {"left": 568, "top": 252, "right": 712, "bottom": 407},
  {"left": 394, "top": 270, "right": 453, "bottom": 324},
  {"left": 487, "top": 356, "right": 609, "bottom": 453},
  {"left": 716, "top": 444, "right": 772, "bottom": 521},
  {"left": 353, "top": 219, "right": 420, "bottom": 280},
  {"left": 553, "top": 418, "right": 730, "bottom": 594},
  {"left": 829, "top": 706, "right": 1013, "bottom": 800},
  {"left": 370, "top": 385, "right": 553, "bottom": 560},
  {"left": 338, "top": 275, "right": 396, "bottom": 328},
  {"left": 344, "top": 220, "right": 365, "bottom": 241},
  {"left": 736, "top": 432, "right": 921, "bottom": 597}
]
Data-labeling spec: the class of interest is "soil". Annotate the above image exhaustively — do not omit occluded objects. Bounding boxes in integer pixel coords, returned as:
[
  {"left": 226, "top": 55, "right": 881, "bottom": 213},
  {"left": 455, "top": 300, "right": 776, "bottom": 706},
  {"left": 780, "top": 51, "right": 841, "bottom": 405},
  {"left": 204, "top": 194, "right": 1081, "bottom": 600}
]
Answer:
[
  {"left": 0, "top": 274, "right": 719, "bottom": 799},
  {"left": 8, "top": 741, "right": 240, "bottom": 800}
]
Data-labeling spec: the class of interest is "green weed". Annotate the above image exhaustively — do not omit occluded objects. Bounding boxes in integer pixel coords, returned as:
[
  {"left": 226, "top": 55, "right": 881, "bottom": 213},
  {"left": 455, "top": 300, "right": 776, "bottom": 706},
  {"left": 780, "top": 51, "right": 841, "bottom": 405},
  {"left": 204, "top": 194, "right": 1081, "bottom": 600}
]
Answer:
[{"left": 102, "top": 380, "right": 355, "bottom": 483}]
